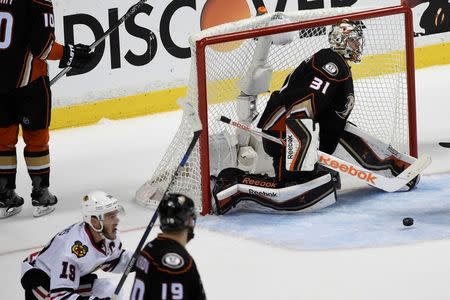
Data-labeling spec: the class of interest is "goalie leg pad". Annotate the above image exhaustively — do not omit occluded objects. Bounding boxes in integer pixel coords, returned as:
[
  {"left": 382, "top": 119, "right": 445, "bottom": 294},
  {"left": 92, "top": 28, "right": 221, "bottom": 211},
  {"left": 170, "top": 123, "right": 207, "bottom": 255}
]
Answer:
[
  {"left": 401, "top": 174, "right": 420, "bottom": 192},
  {"left": 331, "top": 122, "right": 426, "bottom": 192},
  {"left": 211, "top": 169, "right": 336, "bottom": 215},
  {"left": 211, "top": 168, "right": 246, "bottom": 214},
  {"left": 335, "top": 123, "right": 416, "bottom": 177},
  {"left": 285, "top": 117, "right": 319, "bottom": 172}
]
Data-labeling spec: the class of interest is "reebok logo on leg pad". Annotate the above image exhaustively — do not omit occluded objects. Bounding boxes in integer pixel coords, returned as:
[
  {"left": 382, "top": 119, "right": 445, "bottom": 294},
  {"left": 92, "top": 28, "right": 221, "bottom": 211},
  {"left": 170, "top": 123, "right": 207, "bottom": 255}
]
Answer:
[
  {"left": 242, "top": 177, "right": 277, "bottom": 188},
  {"left": 319, "top": 155, "right": 377, "bottom": 184}
]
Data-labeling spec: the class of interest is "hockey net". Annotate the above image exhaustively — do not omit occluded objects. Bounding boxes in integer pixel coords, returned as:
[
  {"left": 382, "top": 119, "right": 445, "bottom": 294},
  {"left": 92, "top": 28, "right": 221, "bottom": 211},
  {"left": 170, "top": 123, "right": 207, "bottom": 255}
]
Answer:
[{"left": 136, "top": 5, "right": 416, "bottom": 215}]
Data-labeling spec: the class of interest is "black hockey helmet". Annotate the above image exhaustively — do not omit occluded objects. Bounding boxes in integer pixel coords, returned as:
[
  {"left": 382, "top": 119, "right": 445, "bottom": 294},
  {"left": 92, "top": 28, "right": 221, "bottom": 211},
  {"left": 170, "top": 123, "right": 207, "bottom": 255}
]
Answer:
[{"left": 159, "top": 193, "right": 196, "bottom": 232}]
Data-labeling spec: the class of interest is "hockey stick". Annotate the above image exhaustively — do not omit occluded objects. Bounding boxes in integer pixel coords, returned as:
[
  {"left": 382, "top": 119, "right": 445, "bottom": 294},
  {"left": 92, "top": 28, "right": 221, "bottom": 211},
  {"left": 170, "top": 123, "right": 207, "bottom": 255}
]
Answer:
[
  {"left": 113, "top": 131, "right": 201, "bottom": 298},
  {"left": 113, "top": 104, "right": 202, "bottom": 299},
  {"left": 50, "top": 0, "right": 147, "bottom": 86},
  {"left": 219, "top": 116, "right": 431, "bottom": 192},
  {"left": 439, "top": 142, "right": 450, "bottom": 148}
]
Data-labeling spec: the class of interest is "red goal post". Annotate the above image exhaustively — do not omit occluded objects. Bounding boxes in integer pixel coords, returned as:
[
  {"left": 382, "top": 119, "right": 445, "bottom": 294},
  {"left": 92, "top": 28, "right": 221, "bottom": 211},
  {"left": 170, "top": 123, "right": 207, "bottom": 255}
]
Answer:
[{"left": 136, "top": 4, "right": 417, "bottom": 215}]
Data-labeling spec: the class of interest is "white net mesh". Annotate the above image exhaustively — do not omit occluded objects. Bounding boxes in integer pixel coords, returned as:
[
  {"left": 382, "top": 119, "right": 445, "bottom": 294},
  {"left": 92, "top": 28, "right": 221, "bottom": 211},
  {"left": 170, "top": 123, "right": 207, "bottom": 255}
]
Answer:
[{"left": 136, "top": 7, "right": 414, "bottom": 214}]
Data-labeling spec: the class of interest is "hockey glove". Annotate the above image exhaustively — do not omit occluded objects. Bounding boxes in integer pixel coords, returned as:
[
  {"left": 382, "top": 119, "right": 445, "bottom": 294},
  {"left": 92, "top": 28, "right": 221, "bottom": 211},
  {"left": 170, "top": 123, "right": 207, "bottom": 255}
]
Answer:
[{"left": 59, "top": 44, "right": 93, "bottom": 69}]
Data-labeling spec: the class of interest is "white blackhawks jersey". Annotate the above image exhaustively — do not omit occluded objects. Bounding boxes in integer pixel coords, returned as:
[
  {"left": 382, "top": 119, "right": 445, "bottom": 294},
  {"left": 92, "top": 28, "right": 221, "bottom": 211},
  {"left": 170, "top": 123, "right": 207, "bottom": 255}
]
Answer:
[{"left": 21, "top": 221, "right": 132, "bottom": 300}]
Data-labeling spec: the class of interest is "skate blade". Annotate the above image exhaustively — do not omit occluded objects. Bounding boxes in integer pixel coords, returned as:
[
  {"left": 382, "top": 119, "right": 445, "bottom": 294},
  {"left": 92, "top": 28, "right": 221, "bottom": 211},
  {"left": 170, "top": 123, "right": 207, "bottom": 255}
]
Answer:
[
  {"left": 33, "top": 205, "right": 56, "bottom": 217},
  {"left": 0, "top": 206, "right": 22, "bottom": 219}
]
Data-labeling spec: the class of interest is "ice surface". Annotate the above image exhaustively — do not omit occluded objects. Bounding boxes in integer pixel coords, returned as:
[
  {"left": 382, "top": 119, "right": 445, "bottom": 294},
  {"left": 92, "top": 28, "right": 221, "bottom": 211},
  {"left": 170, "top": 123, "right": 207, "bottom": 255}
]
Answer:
[{"left": 1, "top": 65, "right": 450, "bottom": 300}]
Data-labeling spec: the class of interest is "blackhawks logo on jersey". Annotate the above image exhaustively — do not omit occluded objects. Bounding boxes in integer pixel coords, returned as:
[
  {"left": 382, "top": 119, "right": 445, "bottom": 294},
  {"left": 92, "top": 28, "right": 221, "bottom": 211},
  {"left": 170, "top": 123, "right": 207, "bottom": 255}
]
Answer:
[{"left": 71, "top": 240, "right": 88, "bottom": 258}]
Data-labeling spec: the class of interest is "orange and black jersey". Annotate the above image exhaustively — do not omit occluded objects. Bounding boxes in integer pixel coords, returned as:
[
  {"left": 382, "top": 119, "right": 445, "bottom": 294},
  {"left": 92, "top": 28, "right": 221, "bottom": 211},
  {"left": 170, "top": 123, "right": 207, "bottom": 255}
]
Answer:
[
  {"left": 0, "top": 0, "right": 63, "bottom": 93},
  {"left": 131, "top": 236, "right": 206, "bottom": 300},
  {"left": 257, "top": 48, "right": 355, "bottom": 153}
]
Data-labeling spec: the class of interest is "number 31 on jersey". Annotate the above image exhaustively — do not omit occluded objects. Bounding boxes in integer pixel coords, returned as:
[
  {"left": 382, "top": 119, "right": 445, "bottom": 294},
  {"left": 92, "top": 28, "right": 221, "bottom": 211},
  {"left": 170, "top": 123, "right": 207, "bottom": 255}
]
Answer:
[{"left": 310, "top": 76, "right": 330, "bottom": 94}]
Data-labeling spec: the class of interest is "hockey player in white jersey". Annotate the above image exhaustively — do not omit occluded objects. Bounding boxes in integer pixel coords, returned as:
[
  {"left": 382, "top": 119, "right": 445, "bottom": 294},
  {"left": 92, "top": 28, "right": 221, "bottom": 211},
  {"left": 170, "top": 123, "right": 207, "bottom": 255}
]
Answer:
[{"left": 21, "top": 191, "right": 132, "bottom": 300}]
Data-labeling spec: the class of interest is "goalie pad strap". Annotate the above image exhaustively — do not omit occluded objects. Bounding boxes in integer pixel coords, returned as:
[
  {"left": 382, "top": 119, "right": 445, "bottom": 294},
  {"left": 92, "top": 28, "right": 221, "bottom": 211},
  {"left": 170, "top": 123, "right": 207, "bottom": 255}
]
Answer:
[{"left": 285, "top": 118, "right": 319, "bottom": 172}]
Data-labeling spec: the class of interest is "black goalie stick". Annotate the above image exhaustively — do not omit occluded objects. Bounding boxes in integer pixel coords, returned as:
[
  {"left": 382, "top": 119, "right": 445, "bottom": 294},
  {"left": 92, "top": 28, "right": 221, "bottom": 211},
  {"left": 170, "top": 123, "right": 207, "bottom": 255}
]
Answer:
[
  {"left": 439, "top": 142, "right": 450, "bottom": 148},
  {"left": 50, "top": 0, "right": 147, "bottom": 86}
]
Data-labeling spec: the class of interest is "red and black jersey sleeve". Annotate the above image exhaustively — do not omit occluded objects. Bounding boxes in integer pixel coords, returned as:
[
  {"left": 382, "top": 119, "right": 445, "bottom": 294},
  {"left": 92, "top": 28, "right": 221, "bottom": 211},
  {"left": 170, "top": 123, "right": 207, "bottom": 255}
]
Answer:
[
  {"left": 0, "top": 0, "right": 63, "bottom": 92},
  {"left": 29, "top": 0, "right": 57, "bottom": 60},
  {"left": 131, "top": 236, "right": 207, "bottom": 300},
  {"left": 256, "top": 91, "right": 285, "bottom": 131}
]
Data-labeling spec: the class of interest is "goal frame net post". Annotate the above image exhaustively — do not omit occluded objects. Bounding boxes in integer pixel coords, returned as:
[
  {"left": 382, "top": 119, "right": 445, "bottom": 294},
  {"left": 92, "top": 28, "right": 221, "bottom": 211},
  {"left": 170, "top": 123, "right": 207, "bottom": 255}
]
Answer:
[{"left": 137, "top": 4, "right": 417, "bottom": 215}]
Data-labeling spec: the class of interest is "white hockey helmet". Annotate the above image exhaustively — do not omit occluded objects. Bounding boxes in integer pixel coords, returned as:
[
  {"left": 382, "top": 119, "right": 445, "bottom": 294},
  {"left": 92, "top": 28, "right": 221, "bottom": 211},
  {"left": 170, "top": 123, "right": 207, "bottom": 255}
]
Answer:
[
  {"left": 81, "top": 191, "right": 123, "bottom": 232},
  {"left": 328, "top": 19, "right": 365, "bottom": 63}
]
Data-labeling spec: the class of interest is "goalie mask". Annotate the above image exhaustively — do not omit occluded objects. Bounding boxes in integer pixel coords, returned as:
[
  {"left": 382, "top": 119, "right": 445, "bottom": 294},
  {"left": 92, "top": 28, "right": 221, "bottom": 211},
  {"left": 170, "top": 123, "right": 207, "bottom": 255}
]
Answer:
[
  {"left": 329, "top": 19, "right": 365, "bottom": 63},
  {"left": 159, "top": 193, "right": 197, "bottom": 241}
]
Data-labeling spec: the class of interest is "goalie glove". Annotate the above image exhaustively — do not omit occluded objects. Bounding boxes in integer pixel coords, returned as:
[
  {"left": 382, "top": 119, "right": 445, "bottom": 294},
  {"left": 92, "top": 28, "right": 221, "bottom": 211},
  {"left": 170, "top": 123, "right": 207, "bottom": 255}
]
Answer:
[{"left": 59, "top": 44, "right": 93, "bottom": 69}]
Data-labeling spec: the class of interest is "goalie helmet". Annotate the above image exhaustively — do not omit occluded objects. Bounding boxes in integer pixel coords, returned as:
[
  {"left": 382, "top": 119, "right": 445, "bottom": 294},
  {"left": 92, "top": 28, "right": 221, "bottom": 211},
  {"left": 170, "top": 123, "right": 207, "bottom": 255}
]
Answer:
[
  {"left": 159, "top": 193, "right": 196, "bottom": 233},
  {"left": 81, "top": 190, "right": 123, "bottom": 232},
  {"left": 328, "top": 19, "right": 365, "bottom": 63}
]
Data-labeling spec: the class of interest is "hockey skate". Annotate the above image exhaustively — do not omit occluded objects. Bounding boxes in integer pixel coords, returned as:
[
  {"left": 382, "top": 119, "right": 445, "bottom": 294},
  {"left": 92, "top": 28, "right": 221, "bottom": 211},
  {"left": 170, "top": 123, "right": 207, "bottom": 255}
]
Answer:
[
  {"left": 317, "top": 166, "right": 341, "bottom": 190},
  {"left": 210, "top": 168, "right": 246, "bottom": 215},
  {"left": 0, "top": 189, "right": 24, "bottom": 219},
  {"left": 31, "top": 188, "right": 58, "bottom": 217}
]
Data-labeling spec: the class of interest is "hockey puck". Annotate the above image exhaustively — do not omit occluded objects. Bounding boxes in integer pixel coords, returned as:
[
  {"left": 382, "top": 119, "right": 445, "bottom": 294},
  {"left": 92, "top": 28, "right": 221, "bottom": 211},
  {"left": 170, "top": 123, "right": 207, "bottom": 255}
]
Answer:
[{"left": 403, "top": 217, "right": 414, "bottom": 226}]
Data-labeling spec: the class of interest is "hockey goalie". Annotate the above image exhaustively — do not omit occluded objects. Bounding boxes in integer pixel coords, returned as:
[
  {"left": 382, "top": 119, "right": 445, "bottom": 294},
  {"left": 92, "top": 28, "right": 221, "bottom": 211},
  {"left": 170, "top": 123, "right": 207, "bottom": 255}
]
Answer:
[{"left": 211, "top": 19, "right": 430, "bottom": 215}]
